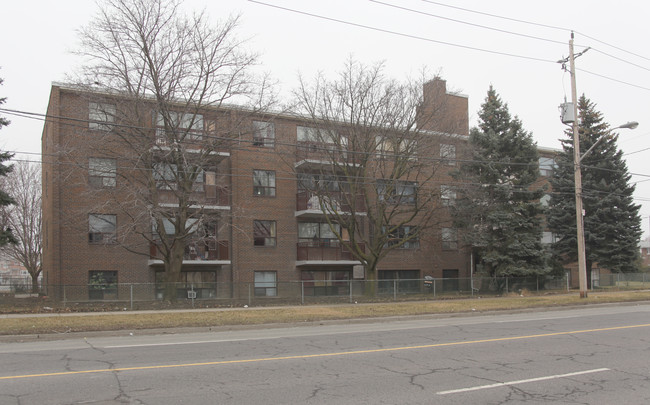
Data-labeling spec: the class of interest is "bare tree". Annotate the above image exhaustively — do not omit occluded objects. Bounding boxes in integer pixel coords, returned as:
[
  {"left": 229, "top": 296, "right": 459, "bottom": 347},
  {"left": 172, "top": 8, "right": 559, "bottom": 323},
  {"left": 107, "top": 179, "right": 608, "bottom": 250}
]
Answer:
[
  {"left": 70, "top": 0, "right": 275, "bottom": 300},
  {"left": 0, "top": 161, "right": 42, "bottom": 293},
  {"left": 292, "top": 59, "right": 465, "bottom": 290}
]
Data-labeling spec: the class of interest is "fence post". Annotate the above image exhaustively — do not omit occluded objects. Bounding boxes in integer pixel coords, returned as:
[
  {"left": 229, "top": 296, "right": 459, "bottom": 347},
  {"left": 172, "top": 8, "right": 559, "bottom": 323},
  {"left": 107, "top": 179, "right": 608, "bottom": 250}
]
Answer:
[
  {"left": 566, "top": 272, "right": 570, "bottom": 292},
  {"left": 248, "top": 283, "right": 251, "bottom": 307},
  {"left": 63, "top": 285, "right": 67, "bottom": 308},
  {"left": 130, "top": 284, "right": 133, "bottom": 311},
  {"left": 301, "top": 281, "right": 304, "bottom": 305},
  {"left": 536, "top": 275, "right": 539, "bottom": 293},
  {"left": 393, "top": 279, "right": 397, "bottom": 301},
  {"left": 505, "top": 277, "right": 509, "bottom": 293},
  {"left": 433, "top": 279, "right": 436, "bottom": 299},
  {"left": 349, "top": 280, "right": 353, "bottom": 304}
]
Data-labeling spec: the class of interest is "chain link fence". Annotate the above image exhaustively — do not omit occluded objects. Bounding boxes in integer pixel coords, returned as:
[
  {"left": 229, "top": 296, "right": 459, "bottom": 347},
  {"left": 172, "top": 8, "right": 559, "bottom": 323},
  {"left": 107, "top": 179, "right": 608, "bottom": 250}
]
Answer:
[{"left": 2, "top": 273, "right": 649, "bottom": 310}]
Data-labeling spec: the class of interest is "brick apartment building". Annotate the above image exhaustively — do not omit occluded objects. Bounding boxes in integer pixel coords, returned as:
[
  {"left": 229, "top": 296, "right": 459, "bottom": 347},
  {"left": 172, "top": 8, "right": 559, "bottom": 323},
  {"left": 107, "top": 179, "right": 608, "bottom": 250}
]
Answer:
[{"left": 43, "top": 78, "right": 557, "bottom": 300}]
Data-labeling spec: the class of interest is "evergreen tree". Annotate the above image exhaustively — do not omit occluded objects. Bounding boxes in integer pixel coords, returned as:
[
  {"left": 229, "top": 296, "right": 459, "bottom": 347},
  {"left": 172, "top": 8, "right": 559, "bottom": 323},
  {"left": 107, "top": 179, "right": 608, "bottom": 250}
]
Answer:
[
  {"left": 0, "top": 76, "right": 16, "bottom": 247},
  {"left": 453, "top": 86, "right": 547, "bottom": 279},
  {"left": 548, "top": 95, "right": 642, "bottom": 285}
]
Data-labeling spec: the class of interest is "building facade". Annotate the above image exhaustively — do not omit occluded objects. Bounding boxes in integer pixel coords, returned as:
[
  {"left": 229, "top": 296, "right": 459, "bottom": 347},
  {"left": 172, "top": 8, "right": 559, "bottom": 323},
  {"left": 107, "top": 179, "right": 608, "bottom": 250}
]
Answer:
[{"left": 42, "top": 79, "right": 477, "bottom": 300}]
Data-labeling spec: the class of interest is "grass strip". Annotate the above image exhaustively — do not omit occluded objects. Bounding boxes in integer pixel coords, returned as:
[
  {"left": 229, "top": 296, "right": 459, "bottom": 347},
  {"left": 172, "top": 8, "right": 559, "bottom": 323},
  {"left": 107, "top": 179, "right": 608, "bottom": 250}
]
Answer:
[{"left": 2, "top": 290, "right": 649, "bottom": 336}]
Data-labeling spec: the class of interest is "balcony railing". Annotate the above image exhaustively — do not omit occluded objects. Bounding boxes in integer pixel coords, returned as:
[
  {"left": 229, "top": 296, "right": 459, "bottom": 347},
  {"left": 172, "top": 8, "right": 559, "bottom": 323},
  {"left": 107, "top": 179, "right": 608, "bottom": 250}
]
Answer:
[
  {"left": 154, "top": 128, "right": 231, "bottom": 154},
  {"left": 297, "top": 241, "right": 364, "bottom": 262},
  {"left": 157, "top": 186, "right": 230, "bottom": 207},
  {"left": 150, "top": 240, "right": 229, "bottom": 262},
  {"left": 296, "top": 141, "right": 363, "bottom": 165},
  {"left": 296, "top": 191, "right": 366, "bottom": 213}
]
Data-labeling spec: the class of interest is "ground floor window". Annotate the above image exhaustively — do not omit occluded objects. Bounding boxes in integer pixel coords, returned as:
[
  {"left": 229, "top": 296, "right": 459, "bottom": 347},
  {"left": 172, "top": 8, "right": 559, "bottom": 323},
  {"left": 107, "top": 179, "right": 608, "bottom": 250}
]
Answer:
[
  {"left": 442, "top": 269, "right": 459, "bottom": 292},
  {"left": 378, "top": 270, "right": 420, "bottom": 294},
  {"left": 155, "top": 270, "right": 217, "bottom": 299},
  {"left": 254, "top": 271, "right": 277, "bottom": 297},
  {"left": 301, "top": 270, "right": 350, "bottom": 296},
  {"left": 88, "top": 270, "right": 118, "bottom": 300}
]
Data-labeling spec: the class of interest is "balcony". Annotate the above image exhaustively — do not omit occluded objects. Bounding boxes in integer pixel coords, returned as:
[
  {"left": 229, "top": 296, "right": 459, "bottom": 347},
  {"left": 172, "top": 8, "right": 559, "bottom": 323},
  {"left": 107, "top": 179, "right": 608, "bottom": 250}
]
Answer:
[
  {"left": 149, "top": 240, "right": 230, "bottom": 266},
  {"left": 296, "top": 191, "right": 366, "bottom": 217},
  {"left": 296, "top": 241, "right": 364, "bottom": 266},
  {"left": 153, "top": 129, "right": 231, "bottom": 160},
  {"left": 157, "top": 186, "right": 230, "bottom": 210},
  {"left": 295, "top": 142, "right": 360, "bottom": 169}
]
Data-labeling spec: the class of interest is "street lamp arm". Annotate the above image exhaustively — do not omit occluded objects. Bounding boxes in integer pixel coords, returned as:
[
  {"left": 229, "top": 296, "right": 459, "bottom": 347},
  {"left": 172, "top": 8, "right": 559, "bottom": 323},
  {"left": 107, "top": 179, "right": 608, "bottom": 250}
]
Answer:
[{"left": 578, "top": 121, "right": 639, "bottom": 163}]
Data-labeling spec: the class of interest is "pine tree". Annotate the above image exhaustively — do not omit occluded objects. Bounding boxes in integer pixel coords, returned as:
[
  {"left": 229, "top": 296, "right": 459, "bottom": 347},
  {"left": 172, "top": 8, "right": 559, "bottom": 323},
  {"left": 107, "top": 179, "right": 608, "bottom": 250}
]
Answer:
[
  {"left": 0, "top": 76, "right": 16, "bottom": 247},
  {"left": 453, "top": 86, "right": 547, "bottom": 279},
  {"left": 548, "top": 95, "right": 642, "bottom": 285}
]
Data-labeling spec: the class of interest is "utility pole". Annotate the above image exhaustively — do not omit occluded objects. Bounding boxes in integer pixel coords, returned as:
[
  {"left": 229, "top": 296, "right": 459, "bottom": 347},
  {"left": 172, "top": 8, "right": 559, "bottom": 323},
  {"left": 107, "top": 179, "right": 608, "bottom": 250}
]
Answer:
[
  {"left": 568, "top": 33, "right": 589, "bottom": 298},
  {"left": 560, "top": 33, "right": 637, "bottom": 298}
]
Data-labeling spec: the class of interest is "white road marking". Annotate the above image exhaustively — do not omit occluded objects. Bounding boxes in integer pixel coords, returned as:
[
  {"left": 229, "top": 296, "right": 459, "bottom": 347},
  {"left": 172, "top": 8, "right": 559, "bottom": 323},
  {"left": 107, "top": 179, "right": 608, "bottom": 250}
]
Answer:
[
  {"left": 436, "top": 368, "right": 610, "bottom": 395},
  {"left": 105, "top": 339, "right": 246, "bottom": 348}
]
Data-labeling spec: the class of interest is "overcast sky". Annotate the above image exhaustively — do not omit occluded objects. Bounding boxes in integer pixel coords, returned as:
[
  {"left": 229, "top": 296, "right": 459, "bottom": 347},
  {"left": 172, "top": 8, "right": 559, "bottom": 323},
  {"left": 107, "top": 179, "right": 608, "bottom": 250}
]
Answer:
[{"left": 1, "top": 0, "right": 649, "bottom": 237}]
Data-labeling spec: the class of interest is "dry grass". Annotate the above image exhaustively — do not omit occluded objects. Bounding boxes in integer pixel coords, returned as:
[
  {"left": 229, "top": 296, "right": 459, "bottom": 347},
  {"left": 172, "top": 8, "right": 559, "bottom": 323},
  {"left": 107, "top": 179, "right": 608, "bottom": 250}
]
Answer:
[{"left": 2, "top": 290, "right": 649, "bottom": 336}]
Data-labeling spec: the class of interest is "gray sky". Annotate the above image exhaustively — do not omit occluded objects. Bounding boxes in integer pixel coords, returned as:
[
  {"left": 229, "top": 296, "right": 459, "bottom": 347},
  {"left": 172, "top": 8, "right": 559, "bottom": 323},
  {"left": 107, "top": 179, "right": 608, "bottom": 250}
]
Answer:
[{"left": 1, "top": 0, "right": 649, "bottom": 237}]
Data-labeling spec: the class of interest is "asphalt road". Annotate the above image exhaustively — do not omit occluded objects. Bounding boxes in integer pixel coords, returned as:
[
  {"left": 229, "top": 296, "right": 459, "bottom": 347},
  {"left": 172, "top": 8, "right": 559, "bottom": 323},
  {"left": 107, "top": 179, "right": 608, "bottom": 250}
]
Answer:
[{"left": 1, "top": 304, "right": 650, "bottom": 404}]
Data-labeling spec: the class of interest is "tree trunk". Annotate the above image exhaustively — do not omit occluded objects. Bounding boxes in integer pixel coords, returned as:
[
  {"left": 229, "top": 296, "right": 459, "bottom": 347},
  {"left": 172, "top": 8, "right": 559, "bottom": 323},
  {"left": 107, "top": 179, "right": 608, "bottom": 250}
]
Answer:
[
  {"left": 30, "top": 277, "right": 39, "bottom": 294},
  {"left": 163, "top": 242, "right": 186, "bottom": 302},
  {"left": 364, "top": 264, "right": 377, "bottom": 297}
]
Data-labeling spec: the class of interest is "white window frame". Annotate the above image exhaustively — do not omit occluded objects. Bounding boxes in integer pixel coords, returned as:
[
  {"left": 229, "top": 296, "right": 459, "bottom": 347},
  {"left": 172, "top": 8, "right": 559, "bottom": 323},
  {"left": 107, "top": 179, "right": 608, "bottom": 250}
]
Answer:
[
  {"left": 441, "top": 185, "right": 456, "bottom": 206},
  {"left": 89, "top": 214, "right": 117, "bottom": 244},
  {"left": 89, "top": 102, "right": 116, "bottom": 131},
  {"left": 442, "top": 227, "right": 458, "bottom": 250},
  {"left": 254, "top": 271, "right": 277, "bottom": 297},
  {"left": 89, "top": 158, "right": 117, "bottom": 187},
  {"left": 440, "top": 144, "right": 456, "bottom": 166},
  {"left": 253, "top": 170, "right": 276, "bottom": 197},
  {"left": 253, "top": 121, "right": 275, "bottom": 148}
]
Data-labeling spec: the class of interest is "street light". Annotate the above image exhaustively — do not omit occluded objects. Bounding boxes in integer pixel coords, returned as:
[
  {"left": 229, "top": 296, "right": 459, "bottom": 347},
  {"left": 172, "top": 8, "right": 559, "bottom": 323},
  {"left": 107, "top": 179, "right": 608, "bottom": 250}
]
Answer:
[
  {"left": 573, "top": 120, "right": 638, "bottom": 298},
  {"left": 560, "top": 32, "right": 639, "bottom": 298}
]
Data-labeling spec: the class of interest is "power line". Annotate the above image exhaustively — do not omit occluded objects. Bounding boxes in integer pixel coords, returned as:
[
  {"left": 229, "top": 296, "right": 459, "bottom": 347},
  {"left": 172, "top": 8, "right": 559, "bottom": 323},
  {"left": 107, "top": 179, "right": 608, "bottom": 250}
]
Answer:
[
  {"left": 576, "top": 67, "right": 650, "bottom": 91},
  {"left": 370, "top": 0, "right": 566, "bottom": 45},
  {"left": 377, "top": 0, "right": 650, "bottom": 75},
  {"left": 419, "top": 0, "right": 650, "bottom": 63},
  {"left": 247, "top": 0, "right": 557, "bottom": 64},
  {"left": 247, "top": 1, "right": 650, "bottom": 92},
  {"left": 4, "top": 105, "right": 650, "bottom": 183}
]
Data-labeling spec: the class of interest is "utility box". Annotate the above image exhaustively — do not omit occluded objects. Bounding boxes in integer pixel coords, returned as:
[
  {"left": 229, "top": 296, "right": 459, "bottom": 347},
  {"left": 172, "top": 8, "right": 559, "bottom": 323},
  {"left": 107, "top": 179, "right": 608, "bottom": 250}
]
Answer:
[{"left": 560, "top": 102, "right": 575, "bottom": 124}]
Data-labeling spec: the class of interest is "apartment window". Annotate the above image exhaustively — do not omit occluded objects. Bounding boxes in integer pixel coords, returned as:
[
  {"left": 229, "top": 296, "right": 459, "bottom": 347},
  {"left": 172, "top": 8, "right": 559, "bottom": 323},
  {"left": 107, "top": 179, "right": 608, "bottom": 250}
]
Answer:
[
  {"left": 441, "top": 185, "right": 456, "bottom": 206},
  {"left": 377, "top": 180, "right": 417, "bottom": 204},
  {"left": 89, "top": 214, "right": 117, "bottom": 244},
  {"left": 254, "top": 271, "right": 277, "bottom": 296},
  {"left": 154, "top": 111, "right": 204, "bottom": 144},
  {"left": 152, "top": 218, "right": 200, "bottom": 238},
  {"left": 440, "top": 144, "right": 456, "bottom": 166},
  {"left": 89, "top": 102, "right": 116, "bottom": 131},
  {"left": 376, "top": 135, "right": 417, "bottom": 160},
  {"left": 153, "top": 163, "right": 177, "bottom": 190},
  {"left": 253, "top": 121, "right": 275, "bottom": 147},
  {"left": 89, "top": 158, "right": 116, "bottom": 187},
  {"left": 253, "top": 170, "right": 276, "bottom": 197},
  {"left": 442, "top": 228, "right": 458, "bottom": 250},
  {"left": 88, "top": 270, "right": 118, "bottom": 300},
  {"left": 298, "top": 222, "right": 340, "bottom": 245},
  {"left": 539, "top": 157, "right": 556, "bottom": 177},
  {"left": 297, "top": 126, "right": 346, "bottom": 147},
  {"left": 254, "top": 220, "right": 276, "bottom": 247},
  {"left": 385, "top": 225, "right": 419, "bottom": 249}
]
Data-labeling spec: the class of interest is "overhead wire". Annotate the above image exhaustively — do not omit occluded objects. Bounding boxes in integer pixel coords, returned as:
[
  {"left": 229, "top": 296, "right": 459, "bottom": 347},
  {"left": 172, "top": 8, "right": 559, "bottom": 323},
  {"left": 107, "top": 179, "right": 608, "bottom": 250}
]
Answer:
[
  {"left": 419, "top": 0, "right": 650, "bottom": 63},
  {"left": 247, "top": 0, "right": 650, "bottom": 91},
  {"left": 246, "top": 0, "right": 557, "bottom": 64},
  {"left": 3, "top": 104, "right": 650, "bottom": 207}
]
